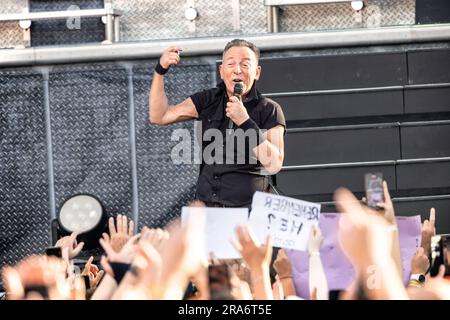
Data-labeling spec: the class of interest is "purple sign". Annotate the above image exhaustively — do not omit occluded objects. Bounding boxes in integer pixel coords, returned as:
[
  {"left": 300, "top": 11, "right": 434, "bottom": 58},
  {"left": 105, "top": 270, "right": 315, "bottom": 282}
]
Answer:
[{"left": 285, "top": 213, "right": 421, "bottom": 299}]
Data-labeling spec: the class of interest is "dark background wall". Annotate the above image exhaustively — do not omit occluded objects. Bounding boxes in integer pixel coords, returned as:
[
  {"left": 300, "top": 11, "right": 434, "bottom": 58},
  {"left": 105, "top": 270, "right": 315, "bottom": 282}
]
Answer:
[{"left": 416, "top": 0, "right": 450, "bottom": 24}]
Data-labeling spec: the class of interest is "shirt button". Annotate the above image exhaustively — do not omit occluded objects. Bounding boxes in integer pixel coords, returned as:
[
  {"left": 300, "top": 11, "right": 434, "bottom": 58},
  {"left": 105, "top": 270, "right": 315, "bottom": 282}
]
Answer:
[{"left": 214, "top": 175, "right": 219, "bottom": 180}]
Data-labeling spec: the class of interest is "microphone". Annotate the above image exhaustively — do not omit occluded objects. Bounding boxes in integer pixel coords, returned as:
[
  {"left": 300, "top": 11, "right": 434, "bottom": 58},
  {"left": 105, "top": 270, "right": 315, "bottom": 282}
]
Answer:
[{"left": 228, "top": 82, "right": 244, "bottom": 130}]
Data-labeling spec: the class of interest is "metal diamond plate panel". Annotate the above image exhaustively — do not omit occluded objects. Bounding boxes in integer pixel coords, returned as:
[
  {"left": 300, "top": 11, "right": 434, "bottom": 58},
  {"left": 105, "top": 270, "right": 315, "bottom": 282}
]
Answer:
[
  {"left": 0, "top": 0, "right": 28, "bottom": 14},
  {"left": 133, "top": 59, "right": 214, "bottom": 228},
  {"left": 280, "top": 0, "right": 415, "bottom": 32},
  {"left": 0, "top": 71, "right": 50, "bottom": 268},
  {"left": 113, "top": 0, "right": 267, "bottom": 41},
  {"left": 49, "top": 64, "right": 133, "bottom": 232},
  {"left": 0, "top": 0, "right": 29, "bottom": 48},
  {"left": 30, "top": 0, "right": 104, "bottom": 46},
  {"left": 193, "top": 0, "right": 236, "bottom": 37},
  {"left": 0, "top": 22, "right": 24, "bottom": 49},
  {"left": 240, "top": 0, "right": 267, "bottom": 35},
  {"left": 112, "top": 0, "right": 191, "bottom": 41}
]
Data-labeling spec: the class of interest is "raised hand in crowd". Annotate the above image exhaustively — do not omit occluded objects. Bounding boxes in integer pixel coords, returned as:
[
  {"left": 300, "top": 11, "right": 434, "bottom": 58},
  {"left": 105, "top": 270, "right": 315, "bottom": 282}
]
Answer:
[
  {"left": 100, "top": 233, "right": 140, "bottom": 277},
  {"left": 70, "top": 275, "right": 87, "bottom": 300},
  {"left": 81, "top": 256, "right": 104, "bottom": 291},
  {"left": 375, "top": 181, "right": 396, "bottom": 225},
  {"left": 409, "top": 265, "right": 450, "bottom": 300},
  {"left": 92, "top": 233, "right": 140, "bottom": 300},
  {"left": 228, "top": 259, "right": 251, "bottom": 286},
  {"left": 108, "top": 242, "right": 160, "bottom": 300},
  {"left": 422, "top": 265, "right": 450, "bottom": 299},
  {"left": 407, "top": 247, "right": 430, "bottom": 297},
  {"left": 109, "top": 229, "right": 167, "bottom": 300},
  {"left": 140, "top": 227, "right": 170, "bottom": 255},
  {"left": 410, "top": 247, "right": 430, "bottom": 278},
  {"left": 273, "top": 249, "right": 296, "bottom": 297},
  {"left": 335, "top": 187, "right": 408, "bottom": 300},
  {"left": 308, "top": 225, "right": 328, "bottom": 300},
  {"left": 421, "top": 208, "right": 436, "bottom": 258},
  {"left": 232, "top": 224, "right": 273, "bottom": 300},
  {"left": 2, "top": 255, "right": 68, "bottom": 300},
  {"left": 102, "top": 214, "right": 135, "bottom": 253},
  {"left": 55, "top": 231, "right": 84, "bottom": 260},
  {"left": 123, "top": 226, "right": 170, "bottom": 292},
  {"left": 363, "top": 181, "right": 403, "bottom": 279},
  {"left": 156, "top": 218, "right": 208, "bottom": 300}
]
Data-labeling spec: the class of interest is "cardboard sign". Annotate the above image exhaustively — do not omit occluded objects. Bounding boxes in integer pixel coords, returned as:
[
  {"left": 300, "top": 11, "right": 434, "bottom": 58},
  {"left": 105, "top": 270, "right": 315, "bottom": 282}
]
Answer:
[
  {"left": 181, "top": 206, "right": 249, "bottom": 259},
  {"left": 248, "top": 191, "right": 321, "bottom": 251}
]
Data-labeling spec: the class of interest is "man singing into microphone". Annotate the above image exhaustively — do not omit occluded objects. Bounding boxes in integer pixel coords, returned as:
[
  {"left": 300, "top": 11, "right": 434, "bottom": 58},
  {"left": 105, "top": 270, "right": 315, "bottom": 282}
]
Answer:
[{"left": 149, "top": 39, "right": 286, "bottom": 208}]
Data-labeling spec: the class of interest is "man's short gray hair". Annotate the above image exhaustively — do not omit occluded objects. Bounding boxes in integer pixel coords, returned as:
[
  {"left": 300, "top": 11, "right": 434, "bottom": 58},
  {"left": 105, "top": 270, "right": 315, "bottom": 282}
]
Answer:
[{"left": 223, "top": 39, "right": 260, "bottom": 61}]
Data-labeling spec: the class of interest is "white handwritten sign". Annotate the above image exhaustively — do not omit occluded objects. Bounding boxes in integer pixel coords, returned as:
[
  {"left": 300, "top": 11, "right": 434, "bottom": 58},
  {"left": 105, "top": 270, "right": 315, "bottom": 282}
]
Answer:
[
  {"left": 248, "top": 191, "right": 320, "bottom": 251},
  {"left": 181, "top": 207, "right": 249, "bottom": 259}
]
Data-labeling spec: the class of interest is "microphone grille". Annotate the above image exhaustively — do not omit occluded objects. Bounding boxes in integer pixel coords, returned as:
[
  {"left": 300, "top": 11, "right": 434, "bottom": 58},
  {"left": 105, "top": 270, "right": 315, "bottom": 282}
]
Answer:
[{"left": 233, "top": 82, "right": 244, "bottom": 95}]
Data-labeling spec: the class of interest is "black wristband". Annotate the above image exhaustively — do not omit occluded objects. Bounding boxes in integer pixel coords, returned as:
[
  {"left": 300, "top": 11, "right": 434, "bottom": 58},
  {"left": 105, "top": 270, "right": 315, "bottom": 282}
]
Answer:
[
  {"left": 110, "top": 262, "right": 131, "bottom": 284},
  {"left": 238, "top": 118, "right": 266, "bottom": 145},
  {"left": 154, "top": 62, "right": 169, "bottom": 75}
]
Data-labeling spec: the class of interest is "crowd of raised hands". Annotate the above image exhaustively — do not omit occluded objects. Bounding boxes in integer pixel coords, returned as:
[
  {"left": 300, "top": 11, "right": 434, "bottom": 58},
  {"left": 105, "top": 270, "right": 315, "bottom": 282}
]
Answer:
[{"left": 2, "top": 183, "right": 449, "bottom": 300}]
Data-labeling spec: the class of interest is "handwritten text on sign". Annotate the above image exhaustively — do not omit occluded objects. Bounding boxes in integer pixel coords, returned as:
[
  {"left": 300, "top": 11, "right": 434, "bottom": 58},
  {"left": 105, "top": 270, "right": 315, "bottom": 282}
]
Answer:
[{"left": 249, "top": 191, "right": 320, "bottom": 251}]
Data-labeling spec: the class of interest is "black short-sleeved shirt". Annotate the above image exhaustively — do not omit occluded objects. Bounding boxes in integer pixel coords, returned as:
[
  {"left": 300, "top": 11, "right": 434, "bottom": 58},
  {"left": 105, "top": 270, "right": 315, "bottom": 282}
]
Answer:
[{"left": 190, "top": 81, "right": 286, "bottom": 207}]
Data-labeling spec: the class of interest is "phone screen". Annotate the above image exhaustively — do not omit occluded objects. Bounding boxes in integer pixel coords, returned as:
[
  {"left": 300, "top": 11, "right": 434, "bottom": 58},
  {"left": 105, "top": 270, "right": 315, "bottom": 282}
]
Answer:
[{"left": 364, "top": 172, "right": 384, "bottom": 209}]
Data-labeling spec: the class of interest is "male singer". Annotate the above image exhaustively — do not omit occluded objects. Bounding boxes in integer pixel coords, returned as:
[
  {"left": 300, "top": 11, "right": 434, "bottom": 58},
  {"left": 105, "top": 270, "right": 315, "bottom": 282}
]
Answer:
[{"left": 149, "top": 39, "right": 286, "bottom": 208}]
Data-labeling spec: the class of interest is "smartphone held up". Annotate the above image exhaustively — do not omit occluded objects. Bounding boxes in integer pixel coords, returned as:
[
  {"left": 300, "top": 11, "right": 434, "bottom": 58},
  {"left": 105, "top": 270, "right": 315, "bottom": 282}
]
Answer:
[{"left": 364, "top": 172, "right": 384, "bottom": 210}]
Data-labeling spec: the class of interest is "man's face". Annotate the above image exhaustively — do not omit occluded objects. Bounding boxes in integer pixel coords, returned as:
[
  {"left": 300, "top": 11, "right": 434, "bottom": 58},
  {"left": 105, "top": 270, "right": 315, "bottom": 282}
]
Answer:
[{"left": 219, "top": 46, "right": 261, "bottom": 99}]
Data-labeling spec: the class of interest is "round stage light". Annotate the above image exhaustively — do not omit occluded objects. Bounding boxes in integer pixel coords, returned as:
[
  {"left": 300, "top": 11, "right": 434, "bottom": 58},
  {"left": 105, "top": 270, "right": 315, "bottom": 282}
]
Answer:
[{"left": 58, "top": 194, "right": 107, "bottom": 250}]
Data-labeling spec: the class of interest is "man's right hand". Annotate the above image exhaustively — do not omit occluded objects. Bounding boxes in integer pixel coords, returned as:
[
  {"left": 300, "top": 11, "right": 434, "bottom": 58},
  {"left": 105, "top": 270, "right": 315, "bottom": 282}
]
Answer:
[{"left": 159, "top": 46, "right": 183, "bottom": 70}]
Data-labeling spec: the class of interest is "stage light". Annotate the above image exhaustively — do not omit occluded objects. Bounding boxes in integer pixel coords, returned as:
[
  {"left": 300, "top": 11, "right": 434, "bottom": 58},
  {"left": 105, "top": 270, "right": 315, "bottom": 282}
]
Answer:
[{"left": 56, "top": 194, "right": 107, "bottom": 250}]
